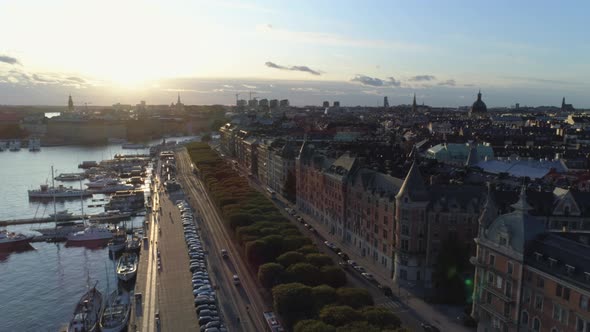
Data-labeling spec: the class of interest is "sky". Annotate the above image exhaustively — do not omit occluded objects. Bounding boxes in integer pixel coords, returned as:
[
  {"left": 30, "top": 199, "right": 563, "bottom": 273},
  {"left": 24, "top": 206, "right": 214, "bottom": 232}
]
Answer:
[{"left": 0, "top": 0, "right": 589, "bottom": 107}]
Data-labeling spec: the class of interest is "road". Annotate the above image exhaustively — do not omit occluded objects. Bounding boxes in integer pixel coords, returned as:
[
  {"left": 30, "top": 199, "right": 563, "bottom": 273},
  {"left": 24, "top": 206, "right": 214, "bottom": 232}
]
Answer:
[
  {"left": 176, "top": 150, "right": 268, "bottom": 332},
  {"left": 141, "top": 178, "right": 160, "bottom": 332}
]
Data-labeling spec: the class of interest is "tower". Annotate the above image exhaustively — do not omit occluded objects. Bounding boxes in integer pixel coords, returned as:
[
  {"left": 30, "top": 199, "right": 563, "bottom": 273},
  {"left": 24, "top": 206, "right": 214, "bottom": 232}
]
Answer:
[
  {"left": 68, "top": 95, "right": 74, "bottom": 112},
  {"left": 384, "top": 96, "right": 389, "bottom": 108},
  {"left": 412, "top": 93, "right": 417, "bottom": 112},
  {"left": 177, "top": 93, "right": 181, "bottom": 105},
  {"left": 562, "top": 97, "right": 566, "bottom": 108}
]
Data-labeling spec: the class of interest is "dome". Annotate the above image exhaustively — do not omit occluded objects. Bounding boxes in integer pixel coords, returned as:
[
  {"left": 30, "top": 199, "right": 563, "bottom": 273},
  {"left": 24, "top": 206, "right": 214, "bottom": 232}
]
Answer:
[{"left": 470, "top": 90, "right": 487, "bottom": 113}]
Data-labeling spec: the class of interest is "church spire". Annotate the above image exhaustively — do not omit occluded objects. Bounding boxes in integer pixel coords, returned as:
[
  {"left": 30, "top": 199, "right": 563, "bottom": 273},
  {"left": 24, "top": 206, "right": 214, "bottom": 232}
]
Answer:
[
  {"left": 68, "top": 94, "right": 74, "bottom": 112},
  {"left": 177, "top": 93, "right": 181, "bottom": 105},
  {"left": 412, "top": 93, "right": 417, "bottom": 112},
  {"left": 477, "top": 89, "right": 482, "bottom": 101},
  {"left": 396, "top": 160, "right": 429, "bottom": 201}
]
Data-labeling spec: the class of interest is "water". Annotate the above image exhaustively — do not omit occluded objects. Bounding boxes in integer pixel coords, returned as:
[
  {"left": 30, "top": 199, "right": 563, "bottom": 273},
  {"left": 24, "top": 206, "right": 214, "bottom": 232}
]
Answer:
[{"left": 0, "top": 140, "right": 180, "bottom": 331}]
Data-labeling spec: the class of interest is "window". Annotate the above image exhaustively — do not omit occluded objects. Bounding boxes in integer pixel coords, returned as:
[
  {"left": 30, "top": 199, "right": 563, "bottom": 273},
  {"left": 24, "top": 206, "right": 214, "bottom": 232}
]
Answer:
[
  {"left": 497, "top": 275, "right": 503, "bottom": 289},
  {"left": 535, "top": 294, "right": 544, "bottom": 310},
  {"left": 553, "top": 303, "right": 569, "bottom": 325},
  {"left": 507, "top": 262, "right": 514, "bottom": 276},
  {"left": 383, "top": 215, "right": 388, "bottom": 225},
  {"left": 557, "top": 284, "right": 571, "bottom": 300},
  {"left": 525, "top": 270, "right": 533, "bottom": 282},
  {"left": 505, "top": 280, "right": 512, "bottom": 297},
  {"left": 383, "top": 229, "right": 388, "bottom": 239},
  {"left": 537, "top": 276, "right": 545, "bottom": 288},
  {"left": 580, "top": 295, "right": 589, "bottom": 311},
  {"left": 487, "top": 271, "right": 495, "bottom": 285},
  {"left": 533, "top": 317, "right": 541, "bottom": 332},
  {"left": 401, "top": 224, "right": 410, "bottom": 236},
  {"left": 486, "top": 291, "right": 492, "bottom": 304},
  {"left": 499, "top": 236, "right": 507, "bottom": 246},
  {"left": 521, "top": 311, "right": 529, "bottom": 325},
  {"left": 576, "top": 317, "right": 589, "bottom": 332},
  {"left": 504, "top": 302, "right": 511, "bottom": 317},
  {"left": 401, "top": 239, "right": 409, "bottom": 251},
  {"left": 524, "top": 288, "right": 532, "bottom": 304},
  {"left": 489, "top": 254, "right": 496, "bottom": 267}
]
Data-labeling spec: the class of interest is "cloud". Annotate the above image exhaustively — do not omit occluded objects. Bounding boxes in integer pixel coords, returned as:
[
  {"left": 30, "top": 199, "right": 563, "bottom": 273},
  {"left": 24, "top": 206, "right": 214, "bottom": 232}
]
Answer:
[
  {"left": 265, "top": 61, "right": 321, "bottom": 76},
  {"left": 350, "top": 75, "right": 401, "bottom": 87},
  {"left": 502, "top": 76, "right": 575, "bottom": 85},
  {"left": 408, "top": 75, "right": 436, "bottom": 82},
  {"left": 0, "top": 55, "right": 20, "bottom": 65},
  {"left": 437, "top": 79, "right": 456, "bottom": 86},
  {"left": 242, "top": 84, "right": 257, "bottom": 89},
  {"left": 66, "top": 76, "right": 86, "bottom": 83}
]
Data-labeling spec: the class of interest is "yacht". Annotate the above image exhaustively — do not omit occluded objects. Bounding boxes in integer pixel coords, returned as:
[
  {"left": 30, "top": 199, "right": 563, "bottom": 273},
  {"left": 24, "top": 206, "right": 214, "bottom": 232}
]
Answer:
[
  {"left": 116, "top": 253, "right": 138, "bottom": 282},
  {"left": 100, "top": 288, "right": 131, "bottom": 332},
  {"left": 122, "top": 143, "right": 148, "bottom": 149},
  {"left": 28, "top": 184, "right": 93, "bottom": 199},
  {"left": 67, "top": 225, "right": 113, "bottom": 244},
  {"left": 125, "top": 234, "right": 141, "bottom": 253},
  {"left": 107, "top": 229, "right": 127, "bottom": 254},
  {"left": 49, "top": 209, "right": 74, "bottom": 220},
  {"left": 33, "top": 221, "right": 86, "bottom": 239},
  {"left": 28, "top": 138, "right": 41, "bottom": 151},
  {"left": 88, "top": 184, "right": 134, "bottom": 194},
  {"left": 88, "top": 210, "right": 132, "bottom": 223},
  {"left": 85, "top": 178, "right": 119, "bottom": 189},
  {"left": 55, "top": 173, "right": 86, "bottom": 181},
  {"left": 67, "top": 283, "right": 103, "bottom": 332},
  {"left": 0, "top": 141, "right": 6, "bottom": 151},
  {"left": 0, "top": 230, "right": 32, "bottom": 250}
]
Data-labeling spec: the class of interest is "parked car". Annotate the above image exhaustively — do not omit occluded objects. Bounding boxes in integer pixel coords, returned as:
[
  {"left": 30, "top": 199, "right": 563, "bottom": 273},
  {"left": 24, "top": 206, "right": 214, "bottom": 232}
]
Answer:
[
  {"left": 421, "top": 323, "right": 441, "bottom": 332},
  {"left": 233, "top": 274, "right": 240, "bottom": 286},
  {"left": 377, "top": 284, "right": 393, "bottom": 297},
  {"left": 221, "top": 249, "right": 228, "bottom": 258}
]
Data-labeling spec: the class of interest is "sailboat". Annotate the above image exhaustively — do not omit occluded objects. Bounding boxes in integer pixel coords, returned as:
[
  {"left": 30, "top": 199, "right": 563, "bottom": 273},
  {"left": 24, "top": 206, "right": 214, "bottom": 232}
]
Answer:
[
  {"left": 116, "top": 252, "right": 138, "bottom": 282},
  {"left": 99, "top": 287, "right": 131, "bottom": 332},
  {"left": 67, "top": 180, "right": 113, "bottom": 244},
  {"left": 67, "top": 281, "right": 103, "bottom": 332}
]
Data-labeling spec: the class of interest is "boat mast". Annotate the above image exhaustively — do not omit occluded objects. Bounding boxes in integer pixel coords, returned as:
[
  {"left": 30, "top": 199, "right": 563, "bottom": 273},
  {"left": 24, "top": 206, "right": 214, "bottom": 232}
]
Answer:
[
  {"left": 80, "top": 179, "right": 86, "bottom": 226},
  {"left": 52, "top": 166, "right": 57, "bottom": 223}
]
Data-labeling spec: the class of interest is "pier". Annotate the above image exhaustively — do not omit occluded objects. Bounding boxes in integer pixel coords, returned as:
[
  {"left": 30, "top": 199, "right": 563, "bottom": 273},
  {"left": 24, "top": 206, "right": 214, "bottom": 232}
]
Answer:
[{"left": 0, "top": 213, "right": 134, "bottom": 226}]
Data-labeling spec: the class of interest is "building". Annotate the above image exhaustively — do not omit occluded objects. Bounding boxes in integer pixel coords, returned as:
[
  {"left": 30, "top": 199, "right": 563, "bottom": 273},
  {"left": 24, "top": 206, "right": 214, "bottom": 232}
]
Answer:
[
  {"left": 248, "top": 98, "right": 259, "bottom": 108},
  {"left": 561, "top": 97, "right": 575, "bottom": 112},
  {"left": 68, "top": 95, "right": 74, "bottom": 112},
  {"left": 384, "top": 96, "right": 390, "bottom": 108},
  {"left": 472, "top": 188, "right": 590, "bottom": 332},
  {"left": 469, "top": 91, "right": 488, "bottom": 117},
  {"left": 259, "top": 99, "right": 269, "bottom": 108},
  {"left": 270, "top": 99, "right": 279, "bottom": 110},
  {"left": 426, "top": 143, "right": 494, "bottom": 166},
  {"left": 333, "top": 101, "right": 340, "bottom": 108},
  {"left": 279, "top": 99, "right": 290, "bottom": 108}
]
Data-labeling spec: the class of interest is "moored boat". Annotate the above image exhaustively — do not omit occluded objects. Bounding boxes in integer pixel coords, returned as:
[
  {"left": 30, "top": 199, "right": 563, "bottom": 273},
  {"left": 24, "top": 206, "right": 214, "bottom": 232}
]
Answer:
[
  {"left": 116, "top": 253, "right": 138, "bottom": 282},
  {"left": 67, "top": 225, "right": 113, "bottom": 244},
  {"left": 0, "top": 230, "right": 32, "bottom": 250},
  {"left": 99, "top": 288, "right": 131, "bottom": 332},
  {"left": 55, "top": 173, "right": 86, "bottom": 181},
  {"left": 67, "top": 283, "right": 103, "bottom": 332}
]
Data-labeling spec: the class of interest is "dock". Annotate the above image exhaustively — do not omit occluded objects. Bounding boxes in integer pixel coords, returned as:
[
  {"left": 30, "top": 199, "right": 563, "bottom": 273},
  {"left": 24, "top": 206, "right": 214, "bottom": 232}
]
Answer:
[{"left": 0, "top": 213, "right": 134, "bottom": 226}]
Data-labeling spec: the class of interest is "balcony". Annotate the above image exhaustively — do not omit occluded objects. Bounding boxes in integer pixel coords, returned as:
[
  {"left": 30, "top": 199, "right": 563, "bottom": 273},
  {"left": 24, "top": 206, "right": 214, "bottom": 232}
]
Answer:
[{"left": 483, "top": 283, "right": 515, "bottom": 303}]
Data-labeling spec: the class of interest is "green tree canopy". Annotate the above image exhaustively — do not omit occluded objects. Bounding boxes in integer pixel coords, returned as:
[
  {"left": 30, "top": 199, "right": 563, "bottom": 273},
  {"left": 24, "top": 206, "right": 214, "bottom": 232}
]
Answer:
[
  {"left": 319, "top": 305, "right": 363, "bottom": 327},
  {"left": 258, "top": 263, "right": 285, "bottom": 289}
]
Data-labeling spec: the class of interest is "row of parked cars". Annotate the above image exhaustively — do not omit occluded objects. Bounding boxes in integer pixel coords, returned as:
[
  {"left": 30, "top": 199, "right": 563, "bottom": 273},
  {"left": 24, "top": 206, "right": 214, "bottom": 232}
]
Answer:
[{"left": 177, "top": 200, "right": 227, "bottom": 332}]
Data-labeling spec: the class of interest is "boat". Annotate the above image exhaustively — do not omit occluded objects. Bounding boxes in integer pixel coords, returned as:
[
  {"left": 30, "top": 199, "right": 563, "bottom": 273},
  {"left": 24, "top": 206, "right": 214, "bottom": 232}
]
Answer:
[
  {"left": 85, "top": 178, "right": 119, "bottom": 189},
  {"left": 88, "top": 210, "right": 132, "bottom": 223},
  {"left": 88, "top": 184, "right": 134, "bottom": 194},
  {"left": 105, "top": 190, "right": 145, "bottom": 212},
  {"left": 55, "top": 173, "right": 86, "bottom": 181},
  {"left": 0, "top": 230, "right": 32, "bottom": 250},
  {"left": 9, "top": 140, "right": 21, "bottom": 151},
  {"left": 107, "top": 229, "right": 127, "bottom": 254},
  {"left": 0, "top": 141, "right": 6, "bottom": 151},
  {"left": 28, "top": 184, "right": 93, "bottom": 199},
  {"left": 67, "top": 283, "right": 103, "bottom": 332},
  {"left": 116, "top": 253, "right": 138, "bottom": 282},
  {"left": 49, "top": 209, "right": 74, "bottom": 220},
  {"left": 122, "top": 143, "right": 148, "bottom": 149},
  {"left": 78, "top": 161, "right": 98, "bottom": 169},
  {"left": 100, "top": 288, "right": 131, "bottom": 332},
  {"left": 33, "top": 221, "right": 86, "bottom": 239},
  {"left": 28, "top": 138, "right": 41, "bottom": 151},
  {"left": 125, "top": 235, "right": 141, "bottom": 253},
  {"left": 67, "top": 225, "right": 113, "bottom": 243}
]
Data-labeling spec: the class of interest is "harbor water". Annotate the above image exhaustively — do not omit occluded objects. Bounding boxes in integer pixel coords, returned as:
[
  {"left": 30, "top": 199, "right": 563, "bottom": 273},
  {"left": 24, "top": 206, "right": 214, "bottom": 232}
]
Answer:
[{"left": 0, "top": 141, "right": 167, "bottom": 331}]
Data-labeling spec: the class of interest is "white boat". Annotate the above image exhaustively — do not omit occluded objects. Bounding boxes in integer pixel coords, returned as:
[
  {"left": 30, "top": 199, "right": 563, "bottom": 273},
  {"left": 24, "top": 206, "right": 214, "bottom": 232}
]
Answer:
[
  {"left": 68, "top": 283, "right": 103, "bottom": 332},
  {"left": 49, "top": 209, "right": 73, "bottom": 219},
  {"left": 100, "top": 288, "right": 131, "bottom": 332},
  {"left": 55, "top": 173, "right": 86, "bottom": 181},
  {"left": 67, "top": 225, "right": 113, "bottom": 243},
  {"left": 116, "top": 253, "right": 138, "bottom": 281},
  {"left": 107, "top": 229, "right": 127, "bottom": 253},
  {"left": 28, "top": 138, "right": 41, "bottom": 151},
  {"left": 8, "top": 140, "right": 21, "bottom": 151},
  {"left": 89, "top": 210, "right": 132, "bottom": 223},
  {"left": 88, "top": 184, "right": 134, "bottom": 194},
  {"left": 0, "top": 141, "right": 6, "bottom": 151},
  {"left": 85, "top": 178, "right": 119, "bottom": 189},
  {"left": 33, "top": 221, "right": 86, "bottom": 238}
]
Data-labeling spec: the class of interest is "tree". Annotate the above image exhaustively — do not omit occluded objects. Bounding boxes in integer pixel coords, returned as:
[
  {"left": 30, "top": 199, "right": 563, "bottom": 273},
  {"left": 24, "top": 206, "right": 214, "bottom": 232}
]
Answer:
[
  {"left": 432, "top": 237, "right": 472, "bottom": 304},
  {"left": 228, "top": 213, "right": 254, "bottom": 230},
  {"left": 336, "top": 288, "right": 374, "bottom": 309},
  {"left": 277, "top": 251, "right": 306, "bottom": 268},
  {"left": 245, "top": 240, "right": 269, "bottom": 266},
  {"left": 284, "top": 170, "right": 297, "bottom": 202},
  {"left": 297, "top": 244, "right": 319, "bottom": 255},
  {"left": 283, "top": 235, "right": 313, "bottom": 252},
  {"left": 306, "top": 253, "right": 334, "bottom": 267},
  {"left": 272, "top": 283, "right": 315, "bottom": 327},
  {"left": 319, "top": 305, "right": 363, "bottom": 327},
  {"left": 258, "top": 263, "right": 285, "bottom": 288},
  {"left": 320, "top": 266, "right": 347, "bottom": 288},
  {"left": 360, "top": 307, "right": 401, "bottom": 329},
  {"left": 287, "top": 262, "right": 321, "bottom": 286},
  {"left": 294, "top": 320, "right": 336, "bottom": 332},
  {"left": 312, "top": 285, "right": 338, "bottom": 309}
]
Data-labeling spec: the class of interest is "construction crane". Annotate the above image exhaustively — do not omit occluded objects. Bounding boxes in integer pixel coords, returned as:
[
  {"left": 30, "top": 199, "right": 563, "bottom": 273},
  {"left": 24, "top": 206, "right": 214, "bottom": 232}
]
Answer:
[{"left": 249, "top": 91, "right": 257, "bottom": 101}]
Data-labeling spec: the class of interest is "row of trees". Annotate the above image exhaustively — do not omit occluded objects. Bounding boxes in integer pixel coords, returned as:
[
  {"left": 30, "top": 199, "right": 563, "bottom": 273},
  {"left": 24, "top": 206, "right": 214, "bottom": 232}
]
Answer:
[{"left": 187, "top": 142, "right": 407, "bottom": 331}]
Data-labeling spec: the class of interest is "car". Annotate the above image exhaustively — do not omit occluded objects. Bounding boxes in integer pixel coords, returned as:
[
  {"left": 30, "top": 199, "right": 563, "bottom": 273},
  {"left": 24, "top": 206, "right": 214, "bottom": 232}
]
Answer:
[
  {"left": 221, "top": 249, "right": 228, "bottom": 258},
  {"left": 421, "top": 323, "right": 441, "bottom": 332},
  {"left": 198, "top": 309, "right": 219, "bottom": 318},
  {"left": 202, "top": 320, "right": 221, "bottom": 331},
  {"left": 338, "top": 252, "right": 350, "bottom": 261},
  {"left": 199, "top": 316, "right": 216, "bottom": 325},
  {"left": 361, "top": 272, "right": 376, "bottom": 282},
  {"left": 377, "top": 284, "right": 393, "bottom": 297},
  {"left": 457, "top": 313, "right": 477, "bottom": 327},
  {"left": 296, "top": 216, "right": 304, "bottom": 223},
  {"left": 196, "top": 304, "right": 217, "bottom": 314},
  {"left": 233, "top": 274, "right": 240, "bottom": 285},
  {"left": 324, "top": 241, "right": 336, "bottom": 249},
  {"left": 155, "top": 311, "right": 161, "bottom": 328},
  {"left": 354, "top": 266, "right": 366, "bottom": 273},
  {"left": 347, "top": 260, "right": 357, "bottom": 266},
  {"left": 303, "top": 223, "right": 310, "bottom": 229},
  {"left": 338, "top": 262, "right": 348, "bottom": 269}
]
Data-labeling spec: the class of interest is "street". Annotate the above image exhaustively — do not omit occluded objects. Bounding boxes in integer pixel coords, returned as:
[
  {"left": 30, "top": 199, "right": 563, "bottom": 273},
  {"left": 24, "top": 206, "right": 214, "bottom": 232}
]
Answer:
[{"left": 176, "top": 150, "right": 269, "bottom": 332}]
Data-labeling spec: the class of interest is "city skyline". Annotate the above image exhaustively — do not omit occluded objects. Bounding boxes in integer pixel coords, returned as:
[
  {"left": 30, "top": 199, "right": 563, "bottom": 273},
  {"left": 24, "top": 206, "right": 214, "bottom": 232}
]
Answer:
[{"left": 1, "top": 0, "right": 589, "bottom": 107}]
